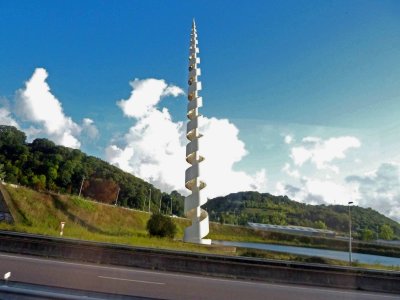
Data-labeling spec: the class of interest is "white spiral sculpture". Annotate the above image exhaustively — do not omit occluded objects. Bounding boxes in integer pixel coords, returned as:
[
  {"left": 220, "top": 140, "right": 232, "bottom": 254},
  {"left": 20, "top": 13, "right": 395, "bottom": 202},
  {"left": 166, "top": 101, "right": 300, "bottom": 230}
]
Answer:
[{"left": 183, "top": 20, "right": 211, "bottom": 245}]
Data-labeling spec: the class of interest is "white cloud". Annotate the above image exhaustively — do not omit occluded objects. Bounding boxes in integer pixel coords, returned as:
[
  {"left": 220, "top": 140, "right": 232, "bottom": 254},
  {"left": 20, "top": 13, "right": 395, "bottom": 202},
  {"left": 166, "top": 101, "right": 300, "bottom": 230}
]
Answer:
[
  {"left": 284, "top": 135, "right": 293, "bottom": 144},
  {"left": 277, "top": 135, "right": 362, "bottom": 207},
  {"left": 0, "top": 107, "right": 19, "bottom": 128},
  {"left": 117, "top": 78, "right": 184, "bottom": 119},
  {"left": 276, "top": 177, "right": 354, "bottom": 206},
  {"left": 14, "top": 68, "right": 96, "bottom": 149},
  {"left": 290, "top": 136, "right": 361, "bottom": 173},
  {"left": 199, "top": 116, "right": 268, "bottom": 197},
  {"left": 82, "top": 118, "right": 99, "bottom": 140},
  {"left": 107, "top": 106, "right": 186, "bottom": 192},
  {"left": 282, "top": 163, "right": 300, "bottom": 178},
  {"left": 346, "top": 163, "right": 400, "bottom": 221},
  {"left": 106, "top": 78, "right": 267, "bottom": 197}
]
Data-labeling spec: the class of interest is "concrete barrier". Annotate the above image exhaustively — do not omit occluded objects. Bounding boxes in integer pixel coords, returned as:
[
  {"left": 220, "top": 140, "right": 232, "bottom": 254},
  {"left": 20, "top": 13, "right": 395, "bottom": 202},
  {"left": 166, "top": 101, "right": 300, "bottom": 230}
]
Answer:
[{"left": 0, "top": 230, "right": 399, "bottom": 294}]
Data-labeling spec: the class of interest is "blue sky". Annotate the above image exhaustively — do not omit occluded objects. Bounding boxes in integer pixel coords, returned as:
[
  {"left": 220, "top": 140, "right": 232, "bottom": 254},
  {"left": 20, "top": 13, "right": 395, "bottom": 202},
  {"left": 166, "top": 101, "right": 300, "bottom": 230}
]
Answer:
[{"left": 1, "top": 1, "right": 400, "bottom": 220}]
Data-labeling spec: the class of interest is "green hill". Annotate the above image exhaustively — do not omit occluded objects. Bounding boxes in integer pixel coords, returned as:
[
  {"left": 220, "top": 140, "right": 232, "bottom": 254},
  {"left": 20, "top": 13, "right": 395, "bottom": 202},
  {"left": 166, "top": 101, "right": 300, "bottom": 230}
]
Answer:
[
  {"left": 1, "top": 183, "right": 400, "bottom": 267},
  {"left": 0, "top": 183, "right": 264, "bottom": 253},
  {"left": 205, "top": 191, "right": 400, "bottom": 240},
  {"left": 0, "top": 125, "right": 183, "bottom": 215},
  {"left": 1, "top": 125, "right": 399, "bottom": 242}
]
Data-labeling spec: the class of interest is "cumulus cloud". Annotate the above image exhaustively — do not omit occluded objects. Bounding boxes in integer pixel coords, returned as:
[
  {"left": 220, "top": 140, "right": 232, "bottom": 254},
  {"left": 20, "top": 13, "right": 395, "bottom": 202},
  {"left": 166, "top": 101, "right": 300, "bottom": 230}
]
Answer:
[
  {"left": 15, "top": 68, "right": 81, "bottom": 148},
  {"left": 282, "top": 163, "right": 300, "bottom": 178},
  {"left": 0, "top": 107, "right": 19, "bottom": 128},
  {"left": 117, "top": 78, "right": 184, "bottom": 118},
  {"left": 82, "top": 118, "right": 99, "bottom": 140},
  {"left": 290, "top": 136, "right": 361, "bottom": 173},
  {"left": 14, "top": 68, "right": 97, "bottom": 148},
  {"left": 346, "top": 163, "right": 400, "bottom": 221},
  {"left": 199, "top": 117, "right": 268, "bottom": 196},
  {"left": 277, "top": 134, "right": 362, "bottom": 206},
  {"left": 284, "top": 135, "right": 293, "bottom": 144},
  {"left": 106, "top": 78, "right": 267, "bottom": 197},
  {"left": 276, "top": 177, "right": 353, "bottom": 206}
]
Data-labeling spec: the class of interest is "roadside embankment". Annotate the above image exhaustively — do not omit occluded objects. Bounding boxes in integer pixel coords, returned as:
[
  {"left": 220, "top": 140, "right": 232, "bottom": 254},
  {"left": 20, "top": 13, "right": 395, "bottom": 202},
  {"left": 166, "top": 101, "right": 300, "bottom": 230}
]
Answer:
[
  {"left": 0, "top": 230, "right": 399, "bottom": 294},
  {"left": 0, "top": 183, "right": 14, "bottom": 223}
]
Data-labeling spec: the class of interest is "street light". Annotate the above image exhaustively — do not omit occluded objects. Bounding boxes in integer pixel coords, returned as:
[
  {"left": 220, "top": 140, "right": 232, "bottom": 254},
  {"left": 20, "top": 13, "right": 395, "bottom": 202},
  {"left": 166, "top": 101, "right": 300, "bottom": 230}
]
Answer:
[
  {"left": 148, "top": 189, "right": 151, "bottom": 213},
  {"left": 114, "top": 187, "right": 120, "bottom": 206},
  {"left": 348, "top": 201, "right": 353, "bottom": 266},
  {"left": 78, "top": 176, "right": 85, "bottom": 197}
]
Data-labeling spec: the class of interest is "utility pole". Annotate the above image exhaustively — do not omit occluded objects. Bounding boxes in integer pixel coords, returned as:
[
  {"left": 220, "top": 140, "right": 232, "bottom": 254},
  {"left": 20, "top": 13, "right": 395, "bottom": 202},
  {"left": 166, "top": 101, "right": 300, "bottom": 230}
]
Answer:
[
  {"left": 114, "top": 187, "right": 120, "bottom": 206},
  {"left": 148, "top": 189, "right": 151, "bottom": 213},
  {"left": 78, "top": 176, "right": 85, "bottom": 197},
  {"left": 348, "top": 201, "right": 353, "bottom": 266},
  {"left": 159, "top": 195, "right": 162, "bottom": 213},
  {"left": 170, "top": 197, "right": 173, "bottom": 215}
]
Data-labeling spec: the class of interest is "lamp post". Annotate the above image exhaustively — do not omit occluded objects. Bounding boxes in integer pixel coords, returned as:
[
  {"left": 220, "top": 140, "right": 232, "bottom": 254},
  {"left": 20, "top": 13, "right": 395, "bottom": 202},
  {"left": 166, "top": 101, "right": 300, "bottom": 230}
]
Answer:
[
  {"left": 148, "top": 189, "right": 151, "bottom": 213},
  {"left": 114, "top": 187, "right": 120, "bottom": 206},
  {"left": 78, "top": 176, "right": 85, "bottom": 197},
  {"left": 348, "top": 201, "right": 353, "bottom": 266}
]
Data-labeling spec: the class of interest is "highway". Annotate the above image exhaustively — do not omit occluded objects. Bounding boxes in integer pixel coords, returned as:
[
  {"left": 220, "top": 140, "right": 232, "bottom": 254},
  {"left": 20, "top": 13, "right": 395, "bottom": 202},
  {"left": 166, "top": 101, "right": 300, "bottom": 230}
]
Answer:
[{"left": 0, "top": 252, "right": 399, "bottom": 300}]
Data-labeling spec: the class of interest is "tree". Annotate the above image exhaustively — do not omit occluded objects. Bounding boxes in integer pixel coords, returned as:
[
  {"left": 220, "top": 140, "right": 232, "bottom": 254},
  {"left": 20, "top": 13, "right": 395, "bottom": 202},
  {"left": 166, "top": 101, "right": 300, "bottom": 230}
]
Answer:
[
  {"left": 0, "top": 125, "right": 26, "bottom": 147},
  {"left": 314, "top": 220, "right": 327, "bottom": 229},
  {"left": 0, "top": 163, "right": 5, "bottom": 181},
  {"left": 82, "top": 178, "right": 119, "bottom": 204},
  {"left": 379, "top": 224, "right": 394, "bottom": 240},
  {"left": 32, "top": 174, "right": 46, "bottom": 191},
  {"left": 270, "top": 212, "right": 287, "bottom": 225},
  {"left": 361, "top": 228, "right": 374, "bottom": 241},
  {"left": 146, "top": 213, "right": 177, "bottom": 238}
]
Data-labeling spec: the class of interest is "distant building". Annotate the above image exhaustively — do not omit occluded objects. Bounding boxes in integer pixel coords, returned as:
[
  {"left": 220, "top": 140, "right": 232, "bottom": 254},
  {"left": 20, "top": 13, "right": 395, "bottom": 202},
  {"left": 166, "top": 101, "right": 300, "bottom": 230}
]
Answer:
[{"left": 248, "top": 222, "right": 336, "bottom": 238}]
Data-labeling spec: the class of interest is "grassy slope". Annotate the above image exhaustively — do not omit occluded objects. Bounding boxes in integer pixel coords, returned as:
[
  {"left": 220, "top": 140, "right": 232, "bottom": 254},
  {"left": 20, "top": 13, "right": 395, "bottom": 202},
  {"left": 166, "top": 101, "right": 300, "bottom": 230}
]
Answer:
[
  {"left": 1, "top": 184, "right": 399, "bottom": 271},
  {"left": 0, "top": 184, "right": 260, "bottom": 254}
]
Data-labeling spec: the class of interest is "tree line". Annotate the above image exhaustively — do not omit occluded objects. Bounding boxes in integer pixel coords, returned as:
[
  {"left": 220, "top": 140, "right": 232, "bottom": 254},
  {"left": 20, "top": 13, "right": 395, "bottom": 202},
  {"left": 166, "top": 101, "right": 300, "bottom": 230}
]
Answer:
[{"left": 205, "top": 191, "right": 399, "bottom": 240}]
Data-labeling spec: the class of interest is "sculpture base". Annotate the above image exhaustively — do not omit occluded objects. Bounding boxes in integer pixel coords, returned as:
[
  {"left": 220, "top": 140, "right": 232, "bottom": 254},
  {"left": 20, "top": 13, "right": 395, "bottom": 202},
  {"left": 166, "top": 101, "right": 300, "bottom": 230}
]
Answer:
[{"left": 183, "top": 237, "right": 212, "bottom": 245}]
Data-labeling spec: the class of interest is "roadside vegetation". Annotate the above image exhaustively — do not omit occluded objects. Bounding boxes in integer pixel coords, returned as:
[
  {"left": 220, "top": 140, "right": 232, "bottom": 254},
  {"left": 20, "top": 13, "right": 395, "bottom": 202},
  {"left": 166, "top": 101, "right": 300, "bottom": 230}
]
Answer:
[
  {"left": 0, "top": 125, "right": 399, "bottom": 270},
  {"left": 1, "top": 183, "right": 399, "bottom": 271},
  {"left": 147, "top": 213, "right": 177, "bottom": 238},
  {"left": 1, "top": 125, "right": 399, "bottom": 244}
]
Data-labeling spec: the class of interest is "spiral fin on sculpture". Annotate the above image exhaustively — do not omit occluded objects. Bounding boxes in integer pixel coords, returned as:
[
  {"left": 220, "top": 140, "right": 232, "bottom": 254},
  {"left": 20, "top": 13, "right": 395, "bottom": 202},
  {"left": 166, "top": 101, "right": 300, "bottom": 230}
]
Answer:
[{"left": 183, "top": 20, "right": 211, "bottom": 245}]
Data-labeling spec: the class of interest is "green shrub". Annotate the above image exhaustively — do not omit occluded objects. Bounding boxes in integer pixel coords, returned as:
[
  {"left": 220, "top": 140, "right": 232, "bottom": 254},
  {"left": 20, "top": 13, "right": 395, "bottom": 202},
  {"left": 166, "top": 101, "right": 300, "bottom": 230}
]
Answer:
[
  {"left": 146, "top": 213, "right": 177, "bottom": 238},
  {"left": 302, "top": 256, "right": 330, "bottom": 264}
]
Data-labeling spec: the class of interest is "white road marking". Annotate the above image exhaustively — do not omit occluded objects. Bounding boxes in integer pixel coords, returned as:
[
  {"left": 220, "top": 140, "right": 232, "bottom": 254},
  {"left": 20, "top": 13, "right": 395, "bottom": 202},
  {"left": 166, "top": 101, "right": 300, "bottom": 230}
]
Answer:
[
  {"left": 98, "top": 275, "right": 165, "bottom": 285},
  {"left": 0, "top": 252, "right": 398, "bottom": 299}
]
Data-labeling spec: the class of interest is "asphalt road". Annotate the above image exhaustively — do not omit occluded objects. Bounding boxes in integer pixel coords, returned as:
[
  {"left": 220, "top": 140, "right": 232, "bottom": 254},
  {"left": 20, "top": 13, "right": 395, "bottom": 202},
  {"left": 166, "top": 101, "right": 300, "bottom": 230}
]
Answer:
[{"left": 0, "top": 252, "right": 399, "bottom": 300}]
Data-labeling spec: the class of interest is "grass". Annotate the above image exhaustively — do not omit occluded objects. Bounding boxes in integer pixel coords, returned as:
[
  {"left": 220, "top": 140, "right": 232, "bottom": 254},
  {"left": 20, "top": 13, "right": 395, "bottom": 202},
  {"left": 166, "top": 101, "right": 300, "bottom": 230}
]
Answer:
[
  {"left": 0, "top": 184, "right": 227, "bottom": 254},
  {"left": 1, "top": 183, "right": 399, "bottom": 271}
]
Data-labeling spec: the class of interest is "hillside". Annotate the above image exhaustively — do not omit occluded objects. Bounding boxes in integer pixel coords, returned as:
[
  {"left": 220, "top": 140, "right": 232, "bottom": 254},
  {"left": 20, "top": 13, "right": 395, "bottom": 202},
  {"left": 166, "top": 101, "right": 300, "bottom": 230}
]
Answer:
[
  {"left": 0, "top": 125, "right": 184, "bottom": 215},
  {"left": 205, "top": 191, "right": 400, "bottom": 240},
  {"left": 1, "top": 125, "right": 399, "bottom": 241},
  {"left": 0, "top": 183, "right": 262, "bottom": 252},
  {"left": 2, "top": 184, "right": 400, "bottom": 264}
]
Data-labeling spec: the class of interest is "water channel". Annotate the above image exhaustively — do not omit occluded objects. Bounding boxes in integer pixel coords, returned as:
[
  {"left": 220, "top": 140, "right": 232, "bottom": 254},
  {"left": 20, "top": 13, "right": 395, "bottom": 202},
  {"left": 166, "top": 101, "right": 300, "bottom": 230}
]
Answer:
[{"left": 214, "top": 240, "right": 400, "bottom": 267}]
